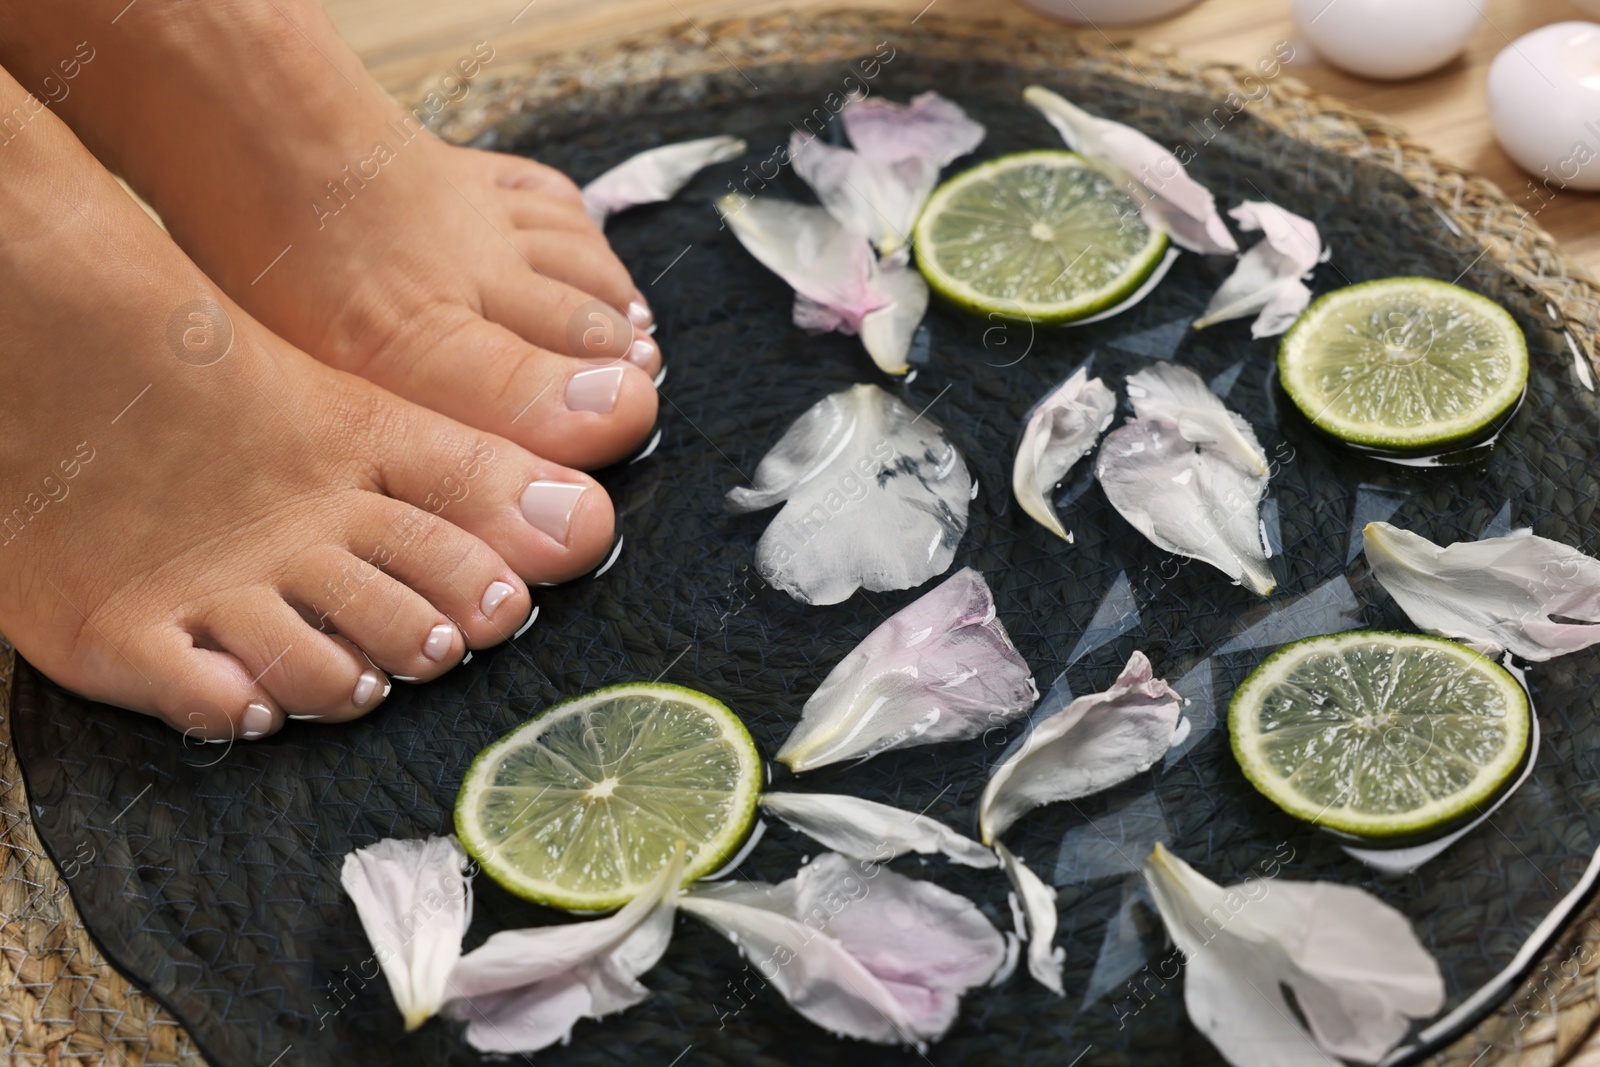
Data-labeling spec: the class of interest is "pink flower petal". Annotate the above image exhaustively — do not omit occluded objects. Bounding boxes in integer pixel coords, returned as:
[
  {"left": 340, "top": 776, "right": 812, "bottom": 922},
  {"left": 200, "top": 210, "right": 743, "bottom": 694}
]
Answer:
[
  {"left": 581, "top": 135, "right": 746, "bottom": 226},
  {"left": 1194, "top": 202, "right": 1323, "bottom": 337}
]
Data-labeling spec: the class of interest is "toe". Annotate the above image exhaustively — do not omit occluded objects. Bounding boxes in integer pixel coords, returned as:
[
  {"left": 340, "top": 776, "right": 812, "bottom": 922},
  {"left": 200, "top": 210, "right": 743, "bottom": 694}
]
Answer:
[
  {"left": 200, "top": 590, "right": 389, "bottom": 723},
  {"left": 109, "top": 628, "right": 283, "bottom": 743},
  {"left": 501, "top": 190, "right": 599, "bottom": 234},
  {"left": 491, "top": 152, "right": 585, "bottom": 204},
  {"left": 509, "top": 228, "right": 639, "bottom": 317}
]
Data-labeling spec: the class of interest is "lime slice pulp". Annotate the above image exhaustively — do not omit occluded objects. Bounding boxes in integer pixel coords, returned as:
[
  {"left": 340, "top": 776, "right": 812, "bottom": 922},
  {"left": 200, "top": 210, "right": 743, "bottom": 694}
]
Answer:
[
  {"left": 455, "top": 682, "right": 762, "bottom": 911},
  {"left": 912, "top": 150, "right": 1169, "bottom": 325},
  {"left": 1277, "top": 276, "right": 1528, "bottom": 454},
  {"left": 1229, "top": 630, "right": 1530, "bottom": 840}
]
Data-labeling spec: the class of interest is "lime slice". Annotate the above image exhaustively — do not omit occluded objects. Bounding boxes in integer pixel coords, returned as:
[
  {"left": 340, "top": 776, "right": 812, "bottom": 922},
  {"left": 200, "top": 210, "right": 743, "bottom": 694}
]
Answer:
[
  {"left": 1229, "top": 631, "right": 1530, "bottom": 840},
  {"left": 912, "top": 150, "right": 1169, "bottom": 324},
  {"left": 1278, "top": 277, "right": 1528, "bottom": 454},
  {"left": 455, "top": 682, "right": 762, "bottom": 911}
]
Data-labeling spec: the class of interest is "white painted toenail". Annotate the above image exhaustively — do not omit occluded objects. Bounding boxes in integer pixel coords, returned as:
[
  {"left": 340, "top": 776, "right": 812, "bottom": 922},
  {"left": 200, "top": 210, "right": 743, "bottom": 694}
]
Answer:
[
  {"left": 288, "top": 714, "right": 325, "bottom": 721},
  {"left": 353, "top": 669, "right": 385, "bottom": 706},
  {"left": 628, "top": 338, "right": 657, "bottom": 369},
  {"left": 481, "top": 580, "right": 516, "bottom": 616},
  {"left": 566, "top": 365, "right": 625, "bottom": 414},
  {"left": 520, "top": 480, "right": 586, "bottom": 543},
  {"left": 423, "top": 622, "right": 456, "bottom": 662},
  {"left": 241, "top": 701, "right": 274, "bottom": 740},
  {"left": 628, "top": 298, "right": 653, "bottom": 329}
]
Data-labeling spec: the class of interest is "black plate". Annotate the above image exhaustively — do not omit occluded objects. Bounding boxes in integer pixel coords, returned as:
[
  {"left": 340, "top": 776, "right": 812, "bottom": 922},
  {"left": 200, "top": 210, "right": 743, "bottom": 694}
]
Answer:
[{"left": 13, "top": 49, "right": 1600, "bottom": 1067}]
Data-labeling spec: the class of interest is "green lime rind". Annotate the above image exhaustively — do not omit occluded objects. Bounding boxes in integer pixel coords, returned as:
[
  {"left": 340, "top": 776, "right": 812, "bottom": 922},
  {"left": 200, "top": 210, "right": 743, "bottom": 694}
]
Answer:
[
  {"left": 455, "top": 681, "right": 762, "bottom": 912},
  {"left": 912, "top": 150, "right": 1169, "bottom": 326},
  {"left": 1277, "top": 276, "right": 1528, "bottom": 454},
  {"left": 1229, "top": 630, "right": 1530, "bottom": 840}
]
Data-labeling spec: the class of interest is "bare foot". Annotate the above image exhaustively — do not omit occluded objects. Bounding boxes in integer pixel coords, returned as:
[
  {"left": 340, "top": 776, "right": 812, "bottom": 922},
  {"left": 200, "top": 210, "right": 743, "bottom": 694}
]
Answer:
[
  {"left": 0, "top": 65, "right": 614, "bottom": 739},
  {"left": 0, "top": 0, "right": 659, "bottom": 470}
]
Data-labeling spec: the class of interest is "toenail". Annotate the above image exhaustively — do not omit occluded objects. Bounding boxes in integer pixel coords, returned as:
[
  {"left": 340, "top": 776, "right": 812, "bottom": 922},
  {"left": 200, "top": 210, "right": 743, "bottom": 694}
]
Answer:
[
  {"left": 353, "top": 669, "right": 386, "bottom": 706},
  {"left": 628, "top": 297, "right": 653, "bottom": 329},
  {"left": 481, "top": 580, "right": 516, "bottom": 616},
  {"left": 520, "top": 480, "right": 586, "bottom": 543},
  {"left": 566, "top": 365, "right": 625, "bottom": 414},
  {"left": 241, "top": 701, "right": 274, "bottom": 740},
  {"left": 423, "top": 622, "right": 456, "bottom": 663},
  {"left": 628, "top": 338, "right": 658, "bottom": 369}
]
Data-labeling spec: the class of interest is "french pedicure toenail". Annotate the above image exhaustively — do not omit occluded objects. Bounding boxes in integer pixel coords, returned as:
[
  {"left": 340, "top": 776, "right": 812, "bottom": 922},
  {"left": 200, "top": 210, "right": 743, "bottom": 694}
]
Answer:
[
  {"left": 241, "top": 701, "right": 274, "bottom": 740},
  {"left": 627, "top": 298, "right": 653, "bottom": 329},
  {"left": 566, "top": 365, "right": 625, "bottom": 414},
  {"left": 423, "top": 622, "right": 456, "bottom": 663},
  {"left": 520, "top": 480, "right": 587, "bottom": 543},
  {"left": 353, "top": 669, "right": 387, "bottom": 706},
  {"left": 481, "top": 580, "right": 516, "bottom": 616},
  {"left": 628, "top": 337, "right": 658, "bottom": 369}
]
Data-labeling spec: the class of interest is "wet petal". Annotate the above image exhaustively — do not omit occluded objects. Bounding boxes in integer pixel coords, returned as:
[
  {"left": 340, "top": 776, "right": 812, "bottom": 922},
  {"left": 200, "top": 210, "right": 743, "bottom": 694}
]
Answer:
[
  {"left": 1013, "top": 368, "right": 1118, "bottom": 541},
  {"left": 1024, "top": 85, "right": 1238, "bottom": 255},
  {"left": 582, "top": 135, "right": 747, "bottom": 225},
  {"left": 776, "top": 567, "right": 1036, "bottom": 769},
  {"left": 726, "top": 384, "right": 973, "bottom": 605},
  {"left": 979, "top": 651, "right": 1180, "bottom": 843},
  {"left": 1124, "top": 362, "right": 1268, "bottom": 476},
  {"left": 340, "top": 836, "right": 474, "bottom": 1031},
  {"left": 761, "top": 792, "right": 998, "bottom": 868},
  {"left": 681, "top": 853, "right": 1005, "bottom": 1048},
  {"left": 720, "top": 195, "right": 926, "bottom": 373},
  {"left": 1142, "top": 844, "right": 1443, "bottom": 1067},
  {"left": 1096, "top": 416, "right": 1275, "bottom": 595},
  {"left": 1364, "top": 522, "right": 1600, "bottom": 661},
  {"left": 444, "top": 845, "right": 684, "bottom": 1053},
  {"left": 1193, "top": 201, "right": 1323, "bottom": 337},
  {"left": 995, "top": 843, "right": 1064, "bottom": 995},
  {"left": 791, "top": 92, "right": 985, "bottom": 255}
]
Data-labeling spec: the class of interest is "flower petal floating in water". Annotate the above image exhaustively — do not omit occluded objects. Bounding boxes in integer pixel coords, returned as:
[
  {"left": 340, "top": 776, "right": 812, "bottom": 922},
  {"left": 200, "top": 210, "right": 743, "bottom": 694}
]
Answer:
[
  {"left": 791, "top": 91, "right": 985, "bottom": 256},
  {"left": 340, "top": 835, "right": 474, "bottom": 1031},
  {"left": 1096, "top": 416, "right": 1275, "bottom": 595},
  {"left": 1142, "top": 843, "right": 1444, "bottom": 1067},
  {"left": 979, "top": 651, "right": 1180, "bottom": 843},
  {"left": 1364, "top": 521, "right": 1600, "bottom": 661},
  {"left": 761, "top": 792, "right": 998, "bottom": 868},
  {"left": 581, "top": 135, "right": 747, "bottom": 226},
  {"left": 718, "top": 196, "right": 929, "bottom": 374},
  {"left": 680, "top": 852, "right": 1006, "bottom": 1048},
  {"left": 1013, "top": 367, "right": 1118, "bottom": 542},
  {"left": 1023, "top": 85, "right": 1238, "bottom": 256},
  {"left": 1193, "top": 201, "right": 1326, "bottom": 338},
  {"left": 776, "top": 567, "right": 1036, "bottom": 769},
  {"left": 444, "top": 844, "right": 685, "bottom": 1054},
  {"left": 995, "top": 843, "right": 1064, "bottom": 995},
  {"left": 727, "top": 384, "right": 972, "bottom": 605},
  {"left": 1125, "top": 362, "right": 1269, "bottom": 476}
]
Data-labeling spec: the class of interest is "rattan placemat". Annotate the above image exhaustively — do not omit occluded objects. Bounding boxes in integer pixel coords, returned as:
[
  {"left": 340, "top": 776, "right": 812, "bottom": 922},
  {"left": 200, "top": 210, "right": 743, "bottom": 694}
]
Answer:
[{"left": 3, "top": 10, "right": 1599, "bottom": 1065}]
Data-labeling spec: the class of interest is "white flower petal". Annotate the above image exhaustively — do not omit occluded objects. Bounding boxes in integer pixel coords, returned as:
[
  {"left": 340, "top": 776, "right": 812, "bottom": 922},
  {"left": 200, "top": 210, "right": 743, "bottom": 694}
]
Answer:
[
  {"left": 790, "top": 92, "right": 984, "bottom": 255},
  {"left": 1142, "top": 844, "right": 1444, "bottom": 1067},
  {"left": 1193, "top": 201, "right": 1322, "bottom": 337},
  {"left": 1012, "top": 368, "right": 1118, "bottom": 541},
  {"left": 1364, "top": 521, "right": 1600, "bottom": 660},
  {"left": 339, "top": 835, "right": 474, "bottom": 1031},
  {"left": 859, "top": 254, "right": 931, "bottom": 375},
  {"left": 1023, "top": 85, "right": 1238, "bottom": 255},
  {"left": 761, "top": 792, "right": 998, "bottom": 868},
  {"left": 994, "top": 843, "right": 1064, "bottom": 995},
  {"left": 1124, "top": 363, "right": 1268, "bottom": 476},
  {"left": 726, "top": 384, "right": 972, "bottom": 605},
  {"left": 776, "top": 567, "right": 1036, "bottom": 770},
  {"left": 1096, "top": 416, "right": 1275, "bottom": 595},
  {"left": 979, "top": 651, "right": 1180, "bottom": 843},
  {"left": 681, "top": 853, "right": 1005, "bottom": 1048},
  {"left": 582, "top": 135, "right": 746, "bottom": 226},
  {"left": 444, "top": 844, "right": 684, "bottom": 1054}
]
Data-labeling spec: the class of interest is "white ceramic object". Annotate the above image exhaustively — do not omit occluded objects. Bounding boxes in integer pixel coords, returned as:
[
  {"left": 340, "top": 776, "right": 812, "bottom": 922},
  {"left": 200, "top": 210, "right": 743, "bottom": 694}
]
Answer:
[
  {"left": 1018, "top": 0, "right": 1201, "bottom": 26},
  {"left": 1488, "top": 21, "right": 1600, "bottom": 190},
  {"left": 1290, "top": 0, "right": 1481, "bottom": 80}
]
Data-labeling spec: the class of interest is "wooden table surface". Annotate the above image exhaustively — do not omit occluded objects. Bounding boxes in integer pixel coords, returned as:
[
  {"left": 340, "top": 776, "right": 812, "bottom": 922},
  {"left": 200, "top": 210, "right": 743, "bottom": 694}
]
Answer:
[{"left": 322, "top": 0, "right": 1600, "bottom": 1062}]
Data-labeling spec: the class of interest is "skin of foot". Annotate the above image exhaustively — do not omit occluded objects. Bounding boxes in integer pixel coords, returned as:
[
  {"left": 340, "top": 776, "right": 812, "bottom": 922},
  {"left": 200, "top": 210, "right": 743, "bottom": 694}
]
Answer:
[
  {"left": 0, "top": 0, "right": 661, "bottom": 470},
  {"left": 0, "top": 66, "right": 616, "bottom": 741}
]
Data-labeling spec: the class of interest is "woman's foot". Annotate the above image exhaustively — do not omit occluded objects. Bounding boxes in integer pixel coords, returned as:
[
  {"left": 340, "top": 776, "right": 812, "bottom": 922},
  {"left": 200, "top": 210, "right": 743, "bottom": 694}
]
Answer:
[
  {"left": 0, "top": 0, "right": 660, "bottom": 470},
  {"left": 0, "top": 66, "right": 614, "bottom": 740}
]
